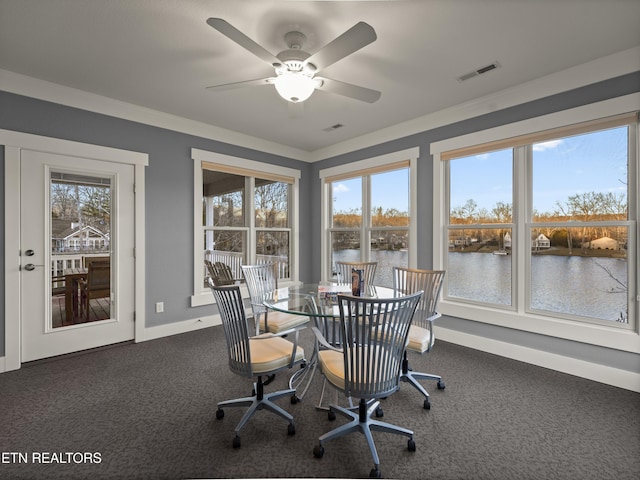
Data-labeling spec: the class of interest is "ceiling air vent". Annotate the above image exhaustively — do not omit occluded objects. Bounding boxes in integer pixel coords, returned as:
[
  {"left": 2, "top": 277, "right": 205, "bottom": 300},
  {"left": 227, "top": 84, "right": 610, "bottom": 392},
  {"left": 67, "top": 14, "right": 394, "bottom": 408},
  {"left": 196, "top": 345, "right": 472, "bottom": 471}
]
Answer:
[
  {"left": 323, "top": 123, "right": 344, "bottom": 132},
  {"left": 457, "top": 62, "right": 501, "bottom": 82}
]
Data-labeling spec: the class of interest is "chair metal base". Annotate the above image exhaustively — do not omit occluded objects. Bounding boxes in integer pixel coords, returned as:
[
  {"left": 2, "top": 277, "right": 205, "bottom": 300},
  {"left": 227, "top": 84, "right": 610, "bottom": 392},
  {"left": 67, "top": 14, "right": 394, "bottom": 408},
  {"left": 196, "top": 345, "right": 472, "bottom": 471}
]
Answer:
[
  {"left": 216, "top": 377, "right": 296, "bottom": 440},
  {"left": 400, "top": 354, "right": 445, "bottom": 409},
  {"left": 315, "top": 398, "right": 415, "bottom": 471}
]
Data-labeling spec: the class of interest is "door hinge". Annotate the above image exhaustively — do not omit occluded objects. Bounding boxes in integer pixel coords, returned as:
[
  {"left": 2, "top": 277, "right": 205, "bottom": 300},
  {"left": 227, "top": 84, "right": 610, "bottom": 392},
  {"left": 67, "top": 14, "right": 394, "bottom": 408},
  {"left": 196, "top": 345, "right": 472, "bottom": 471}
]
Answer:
[
  {"left": 133, "top": 311, "right": 136, "bottom": 322},
  {"left": 133, "top": 183, "right": 137, "bottom": 194}
]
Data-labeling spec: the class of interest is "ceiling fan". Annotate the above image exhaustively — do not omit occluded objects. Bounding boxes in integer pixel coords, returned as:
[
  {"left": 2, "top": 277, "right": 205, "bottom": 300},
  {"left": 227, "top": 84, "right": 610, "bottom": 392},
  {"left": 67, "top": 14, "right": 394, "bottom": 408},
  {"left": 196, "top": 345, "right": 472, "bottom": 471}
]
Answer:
[{"left": 206, "top": 18, "right": 381, "bottom": 104}]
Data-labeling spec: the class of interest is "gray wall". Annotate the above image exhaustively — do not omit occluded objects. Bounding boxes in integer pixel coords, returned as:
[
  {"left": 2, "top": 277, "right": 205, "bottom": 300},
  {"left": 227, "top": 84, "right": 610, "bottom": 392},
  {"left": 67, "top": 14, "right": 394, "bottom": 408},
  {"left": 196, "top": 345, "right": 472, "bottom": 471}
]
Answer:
[{"left": 1, "top": 71, "right": 639, "bottom": 375}]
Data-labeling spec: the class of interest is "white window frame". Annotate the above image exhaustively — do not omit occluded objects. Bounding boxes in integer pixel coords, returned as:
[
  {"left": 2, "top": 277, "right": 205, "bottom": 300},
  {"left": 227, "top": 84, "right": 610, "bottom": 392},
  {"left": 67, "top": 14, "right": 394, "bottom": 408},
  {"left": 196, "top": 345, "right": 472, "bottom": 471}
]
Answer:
[
  {"left": 191, "top": 148, "right": 301, "bottom": 307},
  {"left": 431, "top": 94, "right": 640, "bottom": 354},
  {"left": 319, "top": 148, "right": 419, "bottom": 281}
]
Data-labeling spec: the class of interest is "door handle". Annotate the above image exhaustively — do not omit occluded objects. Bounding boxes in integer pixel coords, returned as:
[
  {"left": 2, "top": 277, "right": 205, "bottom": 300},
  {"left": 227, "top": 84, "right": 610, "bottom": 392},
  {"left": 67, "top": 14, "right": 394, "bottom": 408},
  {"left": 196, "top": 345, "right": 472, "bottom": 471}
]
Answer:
[{"left": 23, "top": 264, "right": 43, "bottom": 271}]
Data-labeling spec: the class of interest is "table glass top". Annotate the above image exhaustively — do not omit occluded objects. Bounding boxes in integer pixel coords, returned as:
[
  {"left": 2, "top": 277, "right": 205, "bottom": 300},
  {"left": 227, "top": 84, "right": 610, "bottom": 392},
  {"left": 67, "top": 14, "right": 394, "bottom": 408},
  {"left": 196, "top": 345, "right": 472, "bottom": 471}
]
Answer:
[{"left": 263, "top": 283, "right": 397, "bottom": 318}]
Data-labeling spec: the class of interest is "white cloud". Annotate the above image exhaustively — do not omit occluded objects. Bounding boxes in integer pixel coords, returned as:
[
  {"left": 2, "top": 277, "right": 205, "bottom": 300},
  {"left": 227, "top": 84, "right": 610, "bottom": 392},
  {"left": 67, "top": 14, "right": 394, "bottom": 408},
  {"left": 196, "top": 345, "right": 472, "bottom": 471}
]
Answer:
[
  {"left": 333, "top": 183, "right": 350, "bottom": 193},
  {"left": 533, "top": 139, "right": 563, "bottom": 151}
]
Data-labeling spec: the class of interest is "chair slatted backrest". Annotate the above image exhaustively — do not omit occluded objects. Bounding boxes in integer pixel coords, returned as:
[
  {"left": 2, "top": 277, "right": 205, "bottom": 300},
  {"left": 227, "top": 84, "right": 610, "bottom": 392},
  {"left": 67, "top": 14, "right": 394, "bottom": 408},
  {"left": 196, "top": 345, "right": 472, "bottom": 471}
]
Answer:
[
  {"left": 209, "top": 284, "right": 253, "bottom": 377},
  {"left": 214, "top": 262, "right": 235, "bottom": 285},
  {"left": 87, "top": 261, "right": 110, "bottom": 293},
  {"left": 205, "top": 260, "right": 236, "bottom": 286},
  {"left": 336, "top": 292, "right": 422, "bottom": 399},
  {"left": 241, "top": 262, "right": 278, "bottom": 318},
  {"left": 334, "top": 261, "right": 378, "bottom": 288},
  {"left": 393, "top": 267, "right": 445, "bottom": 330}
]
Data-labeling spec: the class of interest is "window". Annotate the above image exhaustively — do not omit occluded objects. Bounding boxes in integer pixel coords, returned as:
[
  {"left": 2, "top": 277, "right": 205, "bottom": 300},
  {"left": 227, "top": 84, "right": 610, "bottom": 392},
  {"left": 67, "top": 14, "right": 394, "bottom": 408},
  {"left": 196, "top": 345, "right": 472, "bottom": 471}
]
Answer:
[
  {"left": 432, "top": 96, "right": 638, "bottom": 349},
  {"left": 321, "top": 148, "right": 419, "bottom": 288},
  {"left": 192, "top": 149, "right": 300, "bottom": 305}
]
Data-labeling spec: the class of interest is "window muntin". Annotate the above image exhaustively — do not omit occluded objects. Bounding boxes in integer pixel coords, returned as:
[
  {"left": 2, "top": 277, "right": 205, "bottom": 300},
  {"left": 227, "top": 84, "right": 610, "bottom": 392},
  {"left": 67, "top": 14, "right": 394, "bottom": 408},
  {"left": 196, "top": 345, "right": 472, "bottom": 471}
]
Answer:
[
  {"left": 448, "top": 149, "right": 514, "bottom": 307},
  {"left": 328, "top": 166, "right": 410, "bottom": 288},
  {"left": 528, "top": 126, "right": 630, "bottom": 324},
  {"left": 443, "top": 119, "right": 636, "bottom": 329},
  {"left": 199, "top": 162, "right": 295, "bottom": 295}
]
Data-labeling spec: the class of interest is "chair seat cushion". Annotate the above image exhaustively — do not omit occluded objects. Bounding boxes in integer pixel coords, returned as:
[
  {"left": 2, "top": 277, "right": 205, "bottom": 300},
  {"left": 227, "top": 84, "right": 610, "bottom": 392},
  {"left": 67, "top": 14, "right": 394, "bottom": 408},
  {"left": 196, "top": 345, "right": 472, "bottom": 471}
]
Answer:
[
  {"left": 406, "top": 324, "right": 434, "bottom": 353},
  {"left": 260, "top": 310, "right": 309, "bottom": 334},
  {"left": 318, "top": 350, "right": 345, "bottom": 389},
  {"left": 318, "top": 346, "right": 399, "bottom": 392},
  {"left": 249, "top": 336, "right": 304, "bottom": 374}
]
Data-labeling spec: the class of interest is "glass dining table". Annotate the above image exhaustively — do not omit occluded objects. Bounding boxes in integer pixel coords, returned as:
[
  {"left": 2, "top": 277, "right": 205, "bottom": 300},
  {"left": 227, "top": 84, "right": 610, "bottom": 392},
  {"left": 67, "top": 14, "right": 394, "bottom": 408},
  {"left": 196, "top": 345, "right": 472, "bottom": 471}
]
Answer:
[{"left": 263, "top": 283, "right": 398, "bottom": 402}]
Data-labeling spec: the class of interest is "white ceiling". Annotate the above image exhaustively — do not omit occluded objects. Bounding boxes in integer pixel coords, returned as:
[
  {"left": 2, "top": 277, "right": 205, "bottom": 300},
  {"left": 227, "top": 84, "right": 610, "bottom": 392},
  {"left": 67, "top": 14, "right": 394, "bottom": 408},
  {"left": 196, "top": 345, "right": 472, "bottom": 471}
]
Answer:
[{"left": 1, "top": 0, "right": 639, "bottom": 158}]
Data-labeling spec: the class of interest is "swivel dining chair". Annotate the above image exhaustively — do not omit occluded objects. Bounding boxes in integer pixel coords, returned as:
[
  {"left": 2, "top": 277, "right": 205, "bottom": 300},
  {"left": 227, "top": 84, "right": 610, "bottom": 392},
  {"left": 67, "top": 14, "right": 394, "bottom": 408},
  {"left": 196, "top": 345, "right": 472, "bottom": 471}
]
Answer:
[
  {"left": 334, "top": 261, "right": 378, "bottom": 290},
  {"left": 312, "top": 291, "right": 422, "bottom": 478},
  {"left": 392, "top": 267, "right": 446, "bottom": 409},
  {"left": 210, "top": 283, "right": 305, "bottom": 449},
  {"left": 241, "top": 262, "right": 308, "bottom": 335}
]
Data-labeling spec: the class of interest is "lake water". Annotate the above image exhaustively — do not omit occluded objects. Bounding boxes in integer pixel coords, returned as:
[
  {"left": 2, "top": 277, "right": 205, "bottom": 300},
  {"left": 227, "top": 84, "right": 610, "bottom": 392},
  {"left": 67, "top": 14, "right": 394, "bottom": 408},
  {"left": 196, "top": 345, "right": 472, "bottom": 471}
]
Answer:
[
  {"left": 333, "top": 249, "right": 407, "bottom": 288},
  {"left": 334, "top": 249, "right": 628, "bottom": 323}
]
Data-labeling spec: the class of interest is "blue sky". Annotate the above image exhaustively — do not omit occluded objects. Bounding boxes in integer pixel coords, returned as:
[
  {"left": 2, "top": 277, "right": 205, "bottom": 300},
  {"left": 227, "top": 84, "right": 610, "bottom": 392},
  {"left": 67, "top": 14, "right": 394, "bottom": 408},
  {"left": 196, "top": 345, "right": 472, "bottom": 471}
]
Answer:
[
  {"left": 333, "top": 168, "right": 409, "bottom": 213},
  {"left": 450, "top": 126, "right": 627, "bottom": 214}
]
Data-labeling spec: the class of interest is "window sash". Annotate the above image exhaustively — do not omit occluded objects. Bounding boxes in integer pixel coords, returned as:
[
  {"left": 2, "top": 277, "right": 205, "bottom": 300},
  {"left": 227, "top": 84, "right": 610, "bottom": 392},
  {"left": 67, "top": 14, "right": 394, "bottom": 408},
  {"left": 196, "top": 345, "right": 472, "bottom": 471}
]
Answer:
[
  {"left": 192, "top": 149, "right": 300, "bottom": 306},
  {"left": 441, "top": 114, "right": 636, "bottom": 330}
]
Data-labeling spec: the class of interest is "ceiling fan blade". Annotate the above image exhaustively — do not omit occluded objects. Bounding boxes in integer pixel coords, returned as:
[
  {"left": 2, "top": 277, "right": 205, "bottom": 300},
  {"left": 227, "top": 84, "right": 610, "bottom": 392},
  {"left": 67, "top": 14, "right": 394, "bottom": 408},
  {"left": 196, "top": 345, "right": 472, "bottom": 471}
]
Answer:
[
  {"left": 206, "top": 77, "right": 275, "bottom": 91},
  {"left": 316, "top": 77, "right": 381, "bottom": 103},
  {"left": 305, "top": 22, "right": 376, "bottom": 72},
  {"left": 207, "top": 18, "right": 281, "bottom": 67}
]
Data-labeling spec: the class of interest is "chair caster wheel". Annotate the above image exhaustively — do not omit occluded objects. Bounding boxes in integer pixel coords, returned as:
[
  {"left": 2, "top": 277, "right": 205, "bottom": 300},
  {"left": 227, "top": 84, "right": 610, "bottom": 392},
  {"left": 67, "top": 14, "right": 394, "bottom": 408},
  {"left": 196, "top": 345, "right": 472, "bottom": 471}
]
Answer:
[
  {"left": 313, "top": 445, "right": 324, "bottom": 458},
  {"left": 437, "top": 380, "right": 445, "bottom": 390},
  {"left": 369, "top": 467, "right": 381, "bottom": 478},
  {"left": 375, "top": 406, "right": 384, "bottom": 417},
  {"left": 291, "top": 394, "right": 299, "bottom": 404},
  {"left": 300, "top": 361, "right": 307, "bottom": 369},
  {"left": 232, "top": 436, "right": 241, "bottom": 449},
  {"left": 408, "top": 438, "right": 416, "bottom": 451},
  {"left": 423, "top": 399, "right": 431, "bottom": 410},
  {"left": 328, "top": 409, "right": 336, "bottom": 421},
  {"left": 216, "top": 408, "right": 224, "bottom": 420},
  {"left": 287, "top": 423, "right": 296, "bottom": 435}
]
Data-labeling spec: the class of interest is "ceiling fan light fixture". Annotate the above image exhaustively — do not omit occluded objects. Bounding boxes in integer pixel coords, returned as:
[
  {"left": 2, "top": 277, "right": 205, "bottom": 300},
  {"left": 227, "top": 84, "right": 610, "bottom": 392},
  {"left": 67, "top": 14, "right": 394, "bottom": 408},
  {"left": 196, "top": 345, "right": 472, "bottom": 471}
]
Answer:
[{"left": 274, "top": 72, "right": 317, "bottom": 103}]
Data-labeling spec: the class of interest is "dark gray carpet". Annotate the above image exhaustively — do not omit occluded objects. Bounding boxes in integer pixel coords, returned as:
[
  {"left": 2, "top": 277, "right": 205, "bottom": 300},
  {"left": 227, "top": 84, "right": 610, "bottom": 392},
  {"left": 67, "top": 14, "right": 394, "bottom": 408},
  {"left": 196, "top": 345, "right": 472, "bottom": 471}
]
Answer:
[{"left": 1, "top": 325, "right": 638, "bottom": 479}]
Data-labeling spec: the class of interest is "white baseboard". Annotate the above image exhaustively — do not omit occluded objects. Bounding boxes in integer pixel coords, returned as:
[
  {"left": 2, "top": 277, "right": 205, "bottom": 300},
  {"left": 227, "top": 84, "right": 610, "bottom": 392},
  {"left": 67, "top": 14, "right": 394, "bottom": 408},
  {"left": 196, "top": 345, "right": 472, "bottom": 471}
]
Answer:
[
  {"left": 437, "top": 327, "right": 640, "bottom": 393},
  {"left": 0, "top": 355, "right": 5, "bottom": 373},
  {"left": 141, "top": 314, "right": 221, "bottom": 342}
]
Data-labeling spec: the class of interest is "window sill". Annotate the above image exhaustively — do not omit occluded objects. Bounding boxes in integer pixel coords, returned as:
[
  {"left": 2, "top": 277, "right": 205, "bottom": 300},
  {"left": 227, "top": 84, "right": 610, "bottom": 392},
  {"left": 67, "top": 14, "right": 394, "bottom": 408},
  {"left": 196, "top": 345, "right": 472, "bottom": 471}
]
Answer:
[{"left": 439, "top": 300, "right": 640, "bottom": 354}]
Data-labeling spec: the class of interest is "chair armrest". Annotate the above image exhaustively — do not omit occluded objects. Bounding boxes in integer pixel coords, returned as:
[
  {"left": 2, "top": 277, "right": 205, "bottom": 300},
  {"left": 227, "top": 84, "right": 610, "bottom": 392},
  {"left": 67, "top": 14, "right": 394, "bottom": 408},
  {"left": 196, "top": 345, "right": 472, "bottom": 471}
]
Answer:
[
  {"left": 424, "top": 313, "right": 440, "bottom": 353},
  {"left": 311, "top": 326, "right": 342, "bottom": 353}
]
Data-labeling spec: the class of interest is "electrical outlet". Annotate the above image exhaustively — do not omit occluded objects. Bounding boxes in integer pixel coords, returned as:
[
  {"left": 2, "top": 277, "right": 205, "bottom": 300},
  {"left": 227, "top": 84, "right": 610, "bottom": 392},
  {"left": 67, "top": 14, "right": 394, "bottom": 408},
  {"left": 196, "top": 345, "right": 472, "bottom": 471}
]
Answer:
[{"left": 155, "top": 302, "right": 164, "bottom": 313}]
